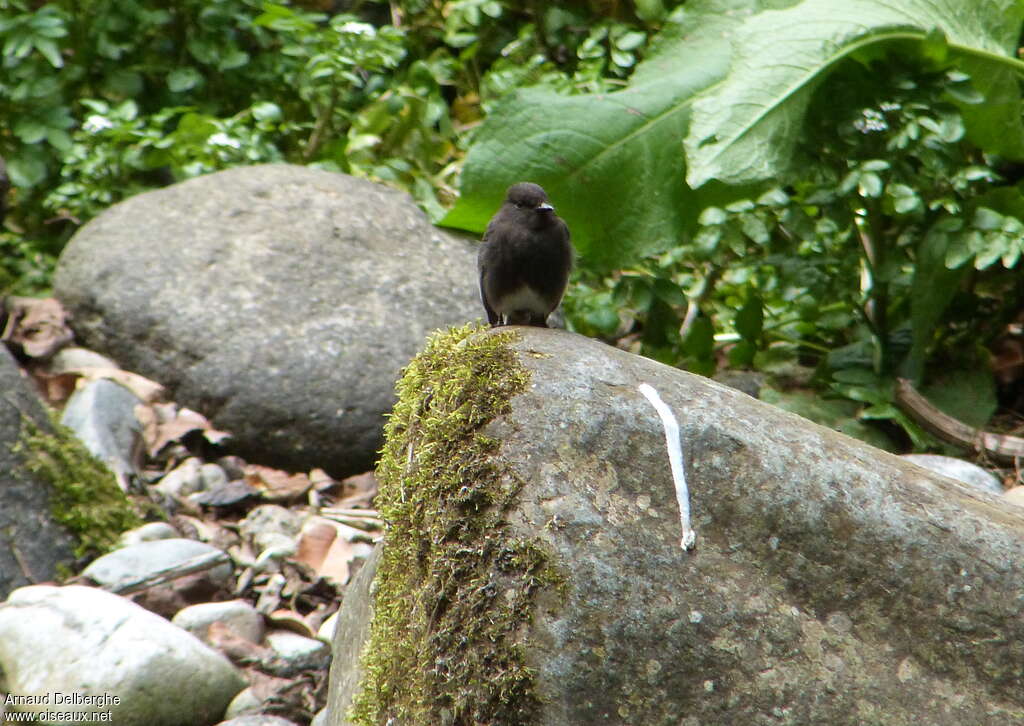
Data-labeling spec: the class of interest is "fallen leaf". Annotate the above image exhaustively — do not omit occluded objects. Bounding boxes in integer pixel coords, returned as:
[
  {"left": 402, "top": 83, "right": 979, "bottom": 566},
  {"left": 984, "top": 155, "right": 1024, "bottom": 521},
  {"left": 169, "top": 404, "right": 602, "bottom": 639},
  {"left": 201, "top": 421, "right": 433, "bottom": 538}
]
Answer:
[
  {"left": 138, "top": 403, "right": 231, "bottom": 457},
  {"left": 66, "top": 366, "right": 165, "bottom": 402},
  {"left": 267, "top": 609, "right": 315, "bottom": 638},
  {"left": 318, "top": 534, "right": 356, "bottom": 587},
  {"left": 245, "top": 465, "right": 312, "bottom": 502},
  {"left": 294, "top": 519, "right": 337, "bottom": 572},
  {"left": 1, "top": 296, "right": 73, "bottom": 359},
  {"left": 333, "top": 471, "right": 378, "bottom": 509}
]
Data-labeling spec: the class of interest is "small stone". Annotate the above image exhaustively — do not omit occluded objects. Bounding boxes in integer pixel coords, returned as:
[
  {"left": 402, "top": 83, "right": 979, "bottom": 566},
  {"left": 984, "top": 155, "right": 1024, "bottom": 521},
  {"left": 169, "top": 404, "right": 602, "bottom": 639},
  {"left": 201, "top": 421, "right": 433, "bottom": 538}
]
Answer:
[
  {"left": 200, "top": 463, "right": 230, "bottom": 490},
  {"left": 1003, "top": 486, "right": 1024, "bottom": 508},
  {"left": 60, "top": 378, "right": 143, "bottom": 489},
  {"left": 192, "top": 479, "right": 259, "bottom": 508},
  {"left": 221, "top": 687, "right": 262, "bottom": 719},
  {"left": 173, "top": 599, "right": 265, "bottom": 644},
  {"left": 83, "top": 538, "right": 232, "bottom": 590},
  {"left": 901, "top": 454, "right": 1003, "bottom": 495},
  {"left": 217, "top": 716, "right": 300, "bottom": 726},
  {"left": 154, "top": 457, "right": 205, "bottom": 500},
  {"left": 240, "top": 504, "right": 303, "bottom": 553},
  {"left": 317, "top": 612, "right": 339, "bottom": 643},
  {"left": 265, "top": 630, "right": 331, "bottom": 670},
  {"left": 48, "top": 346, "right": 119, "bottom": 373},
  {"left": 118, "top": 521, "right": 179, "bottom": 548}
]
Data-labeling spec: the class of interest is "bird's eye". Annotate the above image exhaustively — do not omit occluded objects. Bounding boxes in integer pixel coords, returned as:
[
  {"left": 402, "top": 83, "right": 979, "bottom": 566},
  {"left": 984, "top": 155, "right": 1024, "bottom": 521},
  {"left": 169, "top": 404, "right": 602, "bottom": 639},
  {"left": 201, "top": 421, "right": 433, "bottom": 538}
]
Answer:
[{"left": 513, "top": 202, "right": 523, "bottom": 209}]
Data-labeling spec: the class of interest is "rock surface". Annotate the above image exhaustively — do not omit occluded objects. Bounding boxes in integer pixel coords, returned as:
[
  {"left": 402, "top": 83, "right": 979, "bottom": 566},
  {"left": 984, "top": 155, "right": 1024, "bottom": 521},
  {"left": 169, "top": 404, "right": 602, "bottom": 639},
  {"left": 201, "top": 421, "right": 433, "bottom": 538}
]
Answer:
[
  {"left": 0, "top": 346, "right": 77, "bottom": 598},
  {"left": 54, "top": 164, "right": 480, "bottom": 477},
  {"left": 324, "top": 545, "right": 379, "bottom": 724},
  {"left": 0, "top": 585, "right": 246, "bottom": 725},
  {"left": 326, "top": 327, "right": 1024, "bottom": 726}
]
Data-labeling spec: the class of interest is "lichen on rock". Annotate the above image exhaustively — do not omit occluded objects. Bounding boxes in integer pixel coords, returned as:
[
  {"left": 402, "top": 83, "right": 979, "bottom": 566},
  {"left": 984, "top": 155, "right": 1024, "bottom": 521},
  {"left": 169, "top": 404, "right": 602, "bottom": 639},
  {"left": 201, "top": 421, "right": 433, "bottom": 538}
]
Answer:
[{"left": 349, "top": 323, "right": 560, "bottom": 726}]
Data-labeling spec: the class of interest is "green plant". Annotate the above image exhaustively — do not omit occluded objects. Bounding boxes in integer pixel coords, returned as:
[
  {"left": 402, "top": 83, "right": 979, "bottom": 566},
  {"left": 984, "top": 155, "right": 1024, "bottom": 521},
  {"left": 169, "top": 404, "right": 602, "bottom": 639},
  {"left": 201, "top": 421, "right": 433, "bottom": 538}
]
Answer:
[{"left": 443, "top": 0, "right": 1024, "bottom": 445}]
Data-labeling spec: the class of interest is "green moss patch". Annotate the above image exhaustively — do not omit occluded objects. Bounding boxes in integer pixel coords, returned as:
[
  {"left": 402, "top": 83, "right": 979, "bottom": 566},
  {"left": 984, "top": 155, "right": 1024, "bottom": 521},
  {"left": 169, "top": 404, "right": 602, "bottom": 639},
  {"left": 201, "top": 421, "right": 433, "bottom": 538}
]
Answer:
[
  {"left": 17, "top": 411, "right": 144, "bottom": 559},
  {"left": 350, "top": 323, "right": 559, "bottom": 726}
]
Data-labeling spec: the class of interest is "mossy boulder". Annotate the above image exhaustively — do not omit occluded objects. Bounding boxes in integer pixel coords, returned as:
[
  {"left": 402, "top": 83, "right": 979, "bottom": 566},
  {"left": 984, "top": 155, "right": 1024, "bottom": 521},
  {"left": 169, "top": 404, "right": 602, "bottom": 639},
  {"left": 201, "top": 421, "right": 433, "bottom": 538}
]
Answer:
[
  {"left": 327, "top": 325, "right": 1024, "bottom": 726},
  {"left": 0, "top": 346, "right": 142, "bottom": 597}
]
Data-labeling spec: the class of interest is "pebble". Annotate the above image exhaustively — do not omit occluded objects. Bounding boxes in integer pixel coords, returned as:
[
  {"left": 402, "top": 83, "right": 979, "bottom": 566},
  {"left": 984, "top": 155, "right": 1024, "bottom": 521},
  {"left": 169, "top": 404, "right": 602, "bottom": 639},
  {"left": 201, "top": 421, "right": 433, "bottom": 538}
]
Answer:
[
  {"left": 83, "top": 538, "right": 232, "bottom": 590},
  {"left": 172, "top": 599, "right": 265, "bottom": 644}
]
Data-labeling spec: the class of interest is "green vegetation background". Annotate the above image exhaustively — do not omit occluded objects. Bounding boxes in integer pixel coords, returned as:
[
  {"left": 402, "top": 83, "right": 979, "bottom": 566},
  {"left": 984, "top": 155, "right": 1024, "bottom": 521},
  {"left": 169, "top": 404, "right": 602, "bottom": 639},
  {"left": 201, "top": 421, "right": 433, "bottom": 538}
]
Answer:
[{"left": 4, "top": 0, "right": 1024, "bottom": 452}]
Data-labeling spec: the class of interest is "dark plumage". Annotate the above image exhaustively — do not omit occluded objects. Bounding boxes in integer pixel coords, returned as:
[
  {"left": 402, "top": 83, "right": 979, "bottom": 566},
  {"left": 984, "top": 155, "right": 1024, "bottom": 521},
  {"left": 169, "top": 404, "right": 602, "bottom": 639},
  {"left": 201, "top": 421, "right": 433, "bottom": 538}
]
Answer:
[{"left": 477, "top": 182, "right": 573, "bottom": 328}]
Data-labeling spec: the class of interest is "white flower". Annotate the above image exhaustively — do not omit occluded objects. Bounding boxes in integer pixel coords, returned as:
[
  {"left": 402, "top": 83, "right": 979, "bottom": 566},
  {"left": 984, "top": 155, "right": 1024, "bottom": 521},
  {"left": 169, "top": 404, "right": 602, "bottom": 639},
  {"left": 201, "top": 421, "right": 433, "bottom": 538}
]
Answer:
[{"left": 209, "top": 132, "right": 241, "bottom": 148}]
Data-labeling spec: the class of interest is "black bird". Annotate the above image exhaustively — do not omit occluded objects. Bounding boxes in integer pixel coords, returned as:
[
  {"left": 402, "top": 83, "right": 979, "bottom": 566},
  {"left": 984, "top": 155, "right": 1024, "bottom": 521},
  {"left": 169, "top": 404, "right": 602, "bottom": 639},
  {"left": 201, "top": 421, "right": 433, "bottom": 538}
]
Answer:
[{"left": 477, "top": 182, "right": 573, "bottom": 328}]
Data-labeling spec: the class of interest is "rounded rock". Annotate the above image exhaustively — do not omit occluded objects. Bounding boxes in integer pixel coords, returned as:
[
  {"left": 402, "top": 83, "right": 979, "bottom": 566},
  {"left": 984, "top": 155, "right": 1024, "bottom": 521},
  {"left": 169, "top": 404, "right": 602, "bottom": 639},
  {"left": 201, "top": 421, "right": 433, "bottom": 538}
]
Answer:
[
  {"left": 54, "top": 165, "right": 479, "bottom": 476},
  {"left": 0, "top": 585, "right": 245, "bottom": 726}
]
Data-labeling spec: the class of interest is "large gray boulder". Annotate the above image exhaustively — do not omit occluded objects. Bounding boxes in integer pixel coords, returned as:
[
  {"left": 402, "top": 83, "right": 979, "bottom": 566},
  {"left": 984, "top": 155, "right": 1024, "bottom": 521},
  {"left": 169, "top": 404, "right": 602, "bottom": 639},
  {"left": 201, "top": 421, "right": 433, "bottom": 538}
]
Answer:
[
  {"left": 0, "top": 345, "right": 77, "bottom": 597},
  {"left": 326, "top": 326, "right": 1024, "bottom": 726},
  {"left": 54, "top": 165, "right": 480, "bottom": 476}
]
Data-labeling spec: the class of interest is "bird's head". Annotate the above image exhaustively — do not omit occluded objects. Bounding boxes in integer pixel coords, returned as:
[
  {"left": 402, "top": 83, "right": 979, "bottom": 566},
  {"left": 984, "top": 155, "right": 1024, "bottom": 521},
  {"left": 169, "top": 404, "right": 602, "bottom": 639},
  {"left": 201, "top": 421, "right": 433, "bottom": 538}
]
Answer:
[{"left": 505, "top": 182, "right": 556, "bottom": 229}]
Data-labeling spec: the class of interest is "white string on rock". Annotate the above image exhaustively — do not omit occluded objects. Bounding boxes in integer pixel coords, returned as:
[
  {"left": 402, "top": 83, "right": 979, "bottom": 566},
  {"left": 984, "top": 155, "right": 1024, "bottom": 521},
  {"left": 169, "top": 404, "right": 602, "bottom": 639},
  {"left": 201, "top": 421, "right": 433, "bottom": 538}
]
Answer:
[{"left": 638, "top": 383, "right": 696, "bottom": 551}]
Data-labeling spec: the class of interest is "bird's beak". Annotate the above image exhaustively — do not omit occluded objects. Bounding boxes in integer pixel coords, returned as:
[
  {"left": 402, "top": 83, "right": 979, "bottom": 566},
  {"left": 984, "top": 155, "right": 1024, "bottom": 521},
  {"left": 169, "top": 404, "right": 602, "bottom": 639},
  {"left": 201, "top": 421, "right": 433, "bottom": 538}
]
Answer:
[{"left": 537, "top": 202, "right": 554, "bottom": 212}]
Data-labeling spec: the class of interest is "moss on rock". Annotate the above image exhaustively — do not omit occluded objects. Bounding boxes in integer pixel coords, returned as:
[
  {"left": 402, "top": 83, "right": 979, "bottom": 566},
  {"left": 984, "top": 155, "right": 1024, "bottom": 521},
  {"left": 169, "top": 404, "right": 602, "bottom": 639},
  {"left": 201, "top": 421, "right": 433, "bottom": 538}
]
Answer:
[
  {"left": 17, "top": 411, "right": 144, "bottom": 559},
  {"left": 350, "top": 323, "right": 560, "bottom": 726}
]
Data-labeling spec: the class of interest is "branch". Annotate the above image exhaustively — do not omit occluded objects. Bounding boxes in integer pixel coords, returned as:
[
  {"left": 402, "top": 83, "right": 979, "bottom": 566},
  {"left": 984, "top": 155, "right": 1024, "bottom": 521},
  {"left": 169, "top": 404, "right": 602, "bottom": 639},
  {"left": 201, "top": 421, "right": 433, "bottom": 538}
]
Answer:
[{"left": 895, "top": 377, "right": 1024, "bottom": 462}]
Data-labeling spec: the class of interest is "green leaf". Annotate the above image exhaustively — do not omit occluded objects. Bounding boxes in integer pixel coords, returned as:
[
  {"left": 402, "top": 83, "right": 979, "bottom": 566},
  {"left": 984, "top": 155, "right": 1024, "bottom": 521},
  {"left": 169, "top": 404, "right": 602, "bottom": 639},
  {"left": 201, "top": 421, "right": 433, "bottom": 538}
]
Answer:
[
  {"left": 902, "top": 220, "right": 971, "bottom": 382},
  {"left": 441, "top": 0, "right": 761, "bottom": 269},
  {"left": 735, "top": 293, "right": 763, "bottom": 341},
  {"left": 685, "top": 0, "right": 1024, "bottom": 187},
  {"left": 728, "top": 339, "right": 757, "bottom": 367},
  {"left": 682, "top": 313, "right": 714, "bottom": 359},
  {"left": 167, "top": 66, "right": 203, "bottom": 93},
  {"left": 652, "top": 278, "right": 687, "bottom": 306}
]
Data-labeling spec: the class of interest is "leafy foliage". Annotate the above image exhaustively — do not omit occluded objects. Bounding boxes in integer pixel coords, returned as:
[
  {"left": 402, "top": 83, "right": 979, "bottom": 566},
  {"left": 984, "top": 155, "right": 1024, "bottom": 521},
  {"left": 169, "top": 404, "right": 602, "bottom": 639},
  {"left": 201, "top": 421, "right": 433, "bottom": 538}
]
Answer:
[
  {"left": 448, "top": 0, "right": 1024, "bottom": 445},
  {"left": 0, "top": 0, "right": 659, "bottom": 288},
  {"left": 5, "top": 0, "right": 1024, "bottom": 449}
]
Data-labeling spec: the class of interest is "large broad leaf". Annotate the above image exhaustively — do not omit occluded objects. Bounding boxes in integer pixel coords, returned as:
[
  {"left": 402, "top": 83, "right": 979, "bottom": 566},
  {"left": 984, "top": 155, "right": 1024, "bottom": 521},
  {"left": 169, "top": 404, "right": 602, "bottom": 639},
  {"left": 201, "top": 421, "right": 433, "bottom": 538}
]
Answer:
[
  {"left": 440, "top": 0, "right": 772, "bottom": 269},
  {"left": 685, "top": 0, "right": 1024, "bottom": 188}
]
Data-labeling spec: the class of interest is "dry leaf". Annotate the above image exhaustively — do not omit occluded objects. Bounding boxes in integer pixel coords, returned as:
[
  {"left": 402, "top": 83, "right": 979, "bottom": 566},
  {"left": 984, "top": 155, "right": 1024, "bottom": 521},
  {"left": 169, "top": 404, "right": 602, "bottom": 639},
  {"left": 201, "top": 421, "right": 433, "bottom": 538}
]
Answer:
[
  {"left": 245, "top": 465, "right": 312, "bottom": 502},
  {"left": 25, "top": 368, "right": 78, "bottom": 406},
  {"left": 1, "top": 296, "right": 73, "bottom": 359},
  {"left": 333, "top": 471, "right": 378, "bottom": 509},
  {"left": 318, "top": 535, "right": 356, "bottom": 586},
  {"left": 294, "top": 519, "right": 337, "bottom": 572},
  {"left": 65, "top": 366, "right": 166, "bottom": 402},
  {"left": 139, "top": 403, "right": 230, "bottom": 457},
  {"left": 267, "top": 609, "right": 315, "bottom": 638}
]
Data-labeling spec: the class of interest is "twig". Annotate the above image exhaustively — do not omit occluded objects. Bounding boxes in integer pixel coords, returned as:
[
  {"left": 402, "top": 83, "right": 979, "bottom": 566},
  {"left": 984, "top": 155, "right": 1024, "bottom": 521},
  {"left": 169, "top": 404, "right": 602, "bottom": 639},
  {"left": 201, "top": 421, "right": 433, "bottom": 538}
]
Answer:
[
  {"left": 895, "top": 378, "right": 1024, "bottom": 462},
  {"left": 638, "top": 384, "right": 696, "bottom": 551}
]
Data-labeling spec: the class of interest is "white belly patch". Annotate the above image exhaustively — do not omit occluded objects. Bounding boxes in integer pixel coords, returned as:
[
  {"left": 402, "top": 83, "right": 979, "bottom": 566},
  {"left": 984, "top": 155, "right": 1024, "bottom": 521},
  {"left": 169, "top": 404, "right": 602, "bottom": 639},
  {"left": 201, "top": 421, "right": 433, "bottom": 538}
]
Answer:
[{"left": 495, "top": 285, "right": 550, "bottom": 314}]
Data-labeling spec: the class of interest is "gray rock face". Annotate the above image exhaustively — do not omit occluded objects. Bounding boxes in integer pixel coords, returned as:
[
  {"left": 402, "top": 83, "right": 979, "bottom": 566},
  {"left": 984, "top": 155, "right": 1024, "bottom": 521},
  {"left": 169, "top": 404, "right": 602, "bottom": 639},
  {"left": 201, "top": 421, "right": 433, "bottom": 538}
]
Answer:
[
  {"left": 54, "top": 165, "right": 480, "bottom": 476},
  {"left": 0, "top": 585, "right": 246, "bottom": 726},
  {"left": 324, "top": 545, "right": 379, "bottom": 724},
  {"left": 327, "top": 328, "right": 1024, "bottom": 725},
  {"left": 0, "top": 346, "right": 77, "bottom": 598}
]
